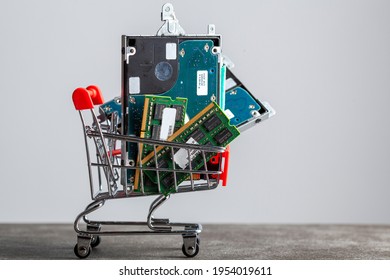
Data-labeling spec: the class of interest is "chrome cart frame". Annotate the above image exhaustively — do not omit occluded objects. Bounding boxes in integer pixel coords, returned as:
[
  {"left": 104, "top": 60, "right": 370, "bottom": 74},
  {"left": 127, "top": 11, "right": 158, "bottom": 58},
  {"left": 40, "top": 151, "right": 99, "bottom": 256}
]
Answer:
[{"left": 73, "top": 101, "right": 227, "bottom": 258}]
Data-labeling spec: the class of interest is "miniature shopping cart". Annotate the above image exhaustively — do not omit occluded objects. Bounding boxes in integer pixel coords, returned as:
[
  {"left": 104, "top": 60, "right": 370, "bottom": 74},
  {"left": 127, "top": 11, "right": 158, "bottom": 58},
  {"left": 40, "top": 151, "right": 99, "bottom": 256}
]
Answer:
[{"left": 72, "top": 86, "right": 229, "bottom": 258}]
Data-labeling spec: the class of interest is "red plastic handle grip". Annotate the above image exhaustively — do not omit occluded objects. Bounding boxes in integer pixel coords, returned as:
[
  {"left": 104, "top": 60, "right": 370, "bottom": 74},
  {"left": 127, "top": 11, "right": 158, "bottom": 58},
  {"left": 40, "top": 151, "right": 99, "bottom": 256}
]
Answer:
[
  {"left": 220, "top": 145, "right": 230, "bottom": 186},
  {"left": 72, "top": 85, "right": 104, "bottom": 110},
  {"left": 111, "top": 149, "right": 121, "bottom": 156},
  {"left": 209, "top": 145, "right": 230, "bottom": 186}
]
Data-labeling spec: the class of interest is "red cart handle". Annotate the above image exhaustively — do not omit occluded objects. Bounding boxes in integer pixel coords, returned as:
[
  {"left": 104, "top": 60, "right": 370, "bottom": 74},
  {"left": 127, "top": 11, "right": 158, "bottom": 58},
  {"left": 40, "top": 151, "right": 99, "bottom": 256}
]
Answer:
[
  {"left": 220, "top": 145, "right": 230, "bottom": 186},
  {"left": 72, "top": 85, "right": 104, "bottom": 110},
  {"left": 209, "top": 145, "right": 230, "bottom": 186}
]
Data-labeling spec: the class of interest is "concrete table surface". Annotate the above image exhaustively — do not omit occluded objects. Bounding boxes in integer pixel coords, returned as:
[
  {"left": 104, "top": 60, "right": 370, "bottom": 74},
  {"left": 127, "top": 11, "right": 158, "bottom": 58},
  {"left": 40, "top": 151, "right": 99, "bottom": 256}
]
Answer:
[{"left": 0, "top": 224, "right": 389, "bottom": 260}]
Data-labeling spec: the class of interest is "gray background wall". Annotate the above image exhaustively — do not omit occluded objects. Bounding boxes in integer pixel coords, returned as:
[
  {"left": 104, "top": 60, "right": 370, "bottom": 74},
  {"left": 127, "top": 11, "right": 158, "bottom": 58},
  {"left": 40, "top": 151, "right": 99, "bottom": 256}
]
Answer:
[{"left": 0, "top": 0, "right": 389, "bottom": 224}]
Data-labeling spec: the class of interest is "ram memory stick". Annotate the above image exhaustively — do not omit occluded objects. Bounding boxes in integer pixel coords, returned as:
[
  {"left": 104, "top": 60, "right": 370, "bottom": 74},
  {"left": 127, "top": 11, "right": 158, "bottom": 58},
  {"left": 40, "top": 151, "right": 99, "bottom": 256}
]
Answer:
[
  {"left": 140, "top": 101, "right": 240, "bottom": 195},
  {"left": 134, "top": 95, "right": 187, "bottom": 191}
]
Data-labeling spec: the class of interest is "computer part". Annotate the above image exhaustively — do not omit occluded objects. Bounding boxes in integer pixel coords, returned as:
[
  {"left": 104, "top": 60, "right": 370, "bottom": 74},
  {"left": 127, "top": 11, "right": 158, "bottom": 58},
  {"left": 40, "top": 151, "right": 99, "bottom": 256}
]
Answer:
[
  {"left": 134, "top": 95, "right": 187, "bottom": 190},
  {"left": 120, "top": 9, "right": 225, "bottom": 190},
  {"left": 224, "top": 68, "right": 275, "bottom": 132},
  {"left": 140, "top": 101, "right": 240, "bottom": 195}
]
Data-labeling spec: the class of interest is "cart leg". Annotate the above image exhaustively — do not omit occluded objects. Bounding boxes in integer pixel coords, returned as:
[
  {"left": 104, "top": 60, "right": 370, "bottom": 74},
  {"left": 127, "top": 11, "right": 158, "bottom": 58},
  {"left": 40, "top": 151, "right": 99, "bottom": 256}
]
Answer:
[
  {"left": 149, "top": 195, "right": 170, "bottom": 225},
  {"left": 182, "top": 234, "right": 200, "bottom": 258},
  {"left": 147, "top": 195, "right": 172, "bottom": 230},
  {"left": 82, "top": 200, "right": 105, "bottom": 225},
  {"left": 151, "top": 218, "right": 170, "bottom": 225},
  {"left": 74, "top": 235, "right": 92, "bottom": 259},
  {"left": 87, "top": 224, "right": 101, "bottom": 248}
]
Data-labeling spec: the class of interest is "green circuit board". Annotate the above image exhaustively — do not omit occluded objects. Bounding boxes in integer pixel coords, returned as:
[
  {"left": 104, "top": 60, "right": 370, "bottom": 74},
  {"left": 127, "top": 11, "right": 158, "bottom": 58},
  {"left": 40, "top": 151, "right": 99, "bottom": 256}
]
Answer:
[
  {"left": 140, "top": 102, "right": 240, "bottom": 196},
  {"left": 134, "top": 95, "right": 187, "bottom": 191}
]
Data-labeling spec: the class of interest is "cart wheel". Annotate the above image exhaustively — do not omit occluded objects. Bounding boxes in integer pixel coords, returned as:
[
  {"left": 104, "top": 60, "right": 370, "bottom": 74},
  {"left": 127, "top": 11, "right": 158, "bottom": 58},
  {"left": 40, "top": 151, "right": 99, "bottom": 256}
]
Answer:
[
  {"left": 90, "top": 235, "right": 101, "bottom": 248},
  {"left": 182, "top": 243, "right": 200, "bottom": 258},
  {"left": 74, "top": 244, "right": 91, "bottom": 259}
]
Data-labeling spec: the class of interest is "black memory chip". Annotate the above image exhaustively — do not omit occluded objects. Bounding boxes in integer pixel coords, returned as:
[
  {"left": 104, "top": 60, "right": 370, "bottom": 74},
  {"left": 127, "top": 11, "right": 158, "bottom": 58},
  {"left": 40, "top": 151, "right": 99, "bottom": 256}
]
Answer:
[
  {"left": 153, "top": 104, "right": 166, "bottom": 120},
  {"left": 151, "top": 125, "right": 161, "bottom": 140},
  {"left": 188, "top": 128, "right": 204, "bottom": 142},
  {"left": 162, "top": 173, "right": 175, "bottom": 188},
  {"left": 148, "top": 155, "right": 169, "bottom": 169},
  {"left": 214, "top": 128, "right": 233, "bottom": 145},
  {"left": 172, "top": 104, "right": 184, "bottom": 122},
  {"left": 203, "top": 114, "right": 222, "bottom": 131},
  {"left": 154, "top": 157, "right": 168, "bottom": 169}
]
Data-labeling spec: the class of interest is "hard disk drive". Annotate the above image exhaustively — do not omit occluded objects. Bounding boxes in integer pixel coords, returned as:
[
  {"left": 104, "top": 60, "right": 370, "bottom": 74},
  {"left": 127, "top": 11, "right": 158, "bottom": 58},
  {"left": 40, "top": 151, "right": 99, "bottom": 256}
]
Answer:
[{"left": 98, "top": 3, "right": 275, "bottom": 190}]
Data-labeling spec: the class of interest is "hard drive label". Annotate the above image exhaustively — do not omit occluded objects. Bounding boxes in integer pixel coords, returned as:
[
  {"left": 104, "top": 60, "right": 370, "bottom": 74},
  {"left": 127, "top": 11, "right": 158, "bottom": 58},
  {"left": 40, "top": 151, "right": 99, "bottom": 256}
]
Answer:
[{"left": 197, "top": 70, "right": 208, "bottom": 96}]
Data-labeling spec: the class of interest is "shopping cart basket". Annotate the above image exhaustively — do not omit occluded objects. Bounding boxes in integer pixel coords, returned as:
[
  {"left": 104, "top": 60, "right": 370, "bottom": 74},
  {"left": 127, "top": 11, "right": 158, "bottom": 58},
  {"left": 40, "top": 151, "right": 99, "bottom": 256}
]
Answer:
[{"left": 72, "top": 85, "right": 229, "bottom": 258}]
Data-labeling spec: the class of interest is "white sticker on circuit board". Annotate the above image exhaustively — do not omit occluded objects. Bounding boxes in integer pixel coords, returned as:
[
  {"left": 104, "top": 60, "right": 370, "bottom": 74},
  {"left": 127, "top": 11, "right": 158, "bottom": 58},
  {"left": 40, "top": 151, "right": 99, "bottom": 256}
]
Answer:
[
  {"left": 225, "top": 77, "right": 237, "bottom": 91},
  {"left": 129, "top": 77, "right": 140, "bottom": 94},
  {"left": 224, "top": 109, "right": 235, "bottom": 119},
  {"left": 174, "top": 137, "right": 201, "bottom": 169},
  {"left": 166, "top": 43, "right": 177, "bottom": 60},
  {"left": 197, "top": 70, "right": 208, "bottom": 96},
  {"left": 159, "top": 108, "right": 177, "bottom": 140}
]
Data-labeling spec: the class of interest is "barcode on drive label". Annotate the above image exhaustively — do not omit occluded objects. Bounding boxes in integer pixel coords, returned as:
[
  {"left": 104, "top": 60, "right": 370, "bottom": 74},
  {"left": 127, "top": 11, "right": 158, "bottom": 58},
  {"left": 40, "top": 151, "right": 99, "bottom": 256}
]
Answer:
[{"left": 197, "top": 70, "right": 208, "bottom": 96}]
